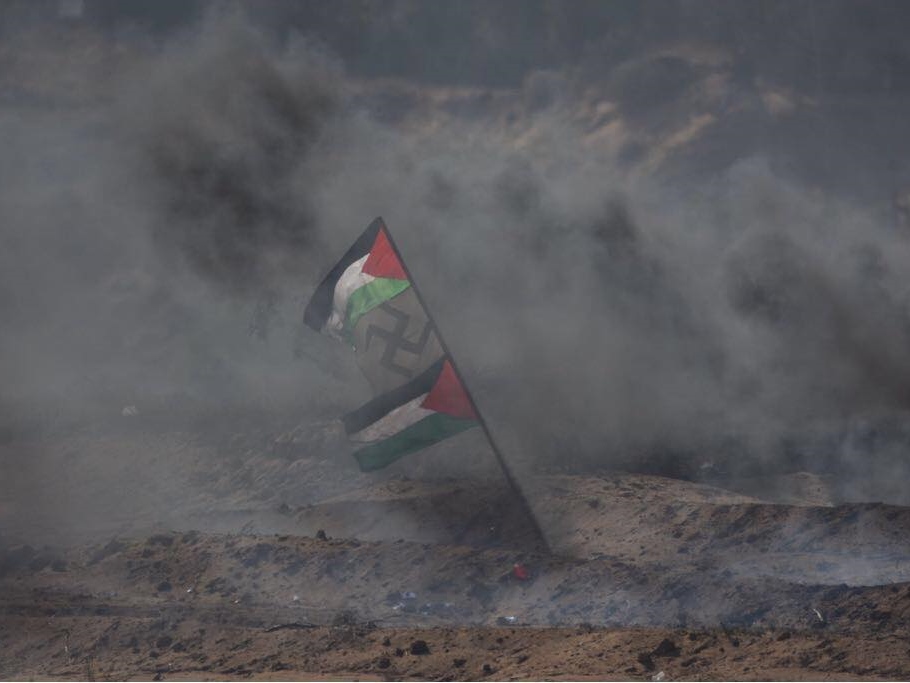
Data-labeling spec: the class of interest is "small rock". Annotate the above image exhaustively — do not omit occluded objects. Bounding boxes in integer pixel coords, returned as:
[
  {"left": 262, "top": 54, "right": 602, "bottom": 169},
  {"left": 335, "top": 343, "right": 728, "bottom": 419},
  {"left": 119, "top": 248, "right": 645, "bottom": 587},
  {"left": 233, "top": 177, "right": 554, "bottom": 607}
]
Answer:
[
  {"left": 409, "top": 640, "right": 430, "bottom": 655},
  {"left": 482, "top": 663, "right": 494, "bottom": 675},
  {"left": 315, "top": 529, "right": 328, "bottom": 541},
  {"left": 652, "top": 638, "right": 680, "bottom": 658},
  {"left": 377, "top": 657, "right": 391, "bottom": 669},
  {"left": 637, "top": 652, "right": 655, "bottom": 671},
  {"left": 453, "top": 658, "right": 466, "bottom": 667},
  {"left": 652, "top": 671, "right": 667, "bottom": 682},
  {"left": 156, "top": 581, "right": 172, "bottom": 593}
]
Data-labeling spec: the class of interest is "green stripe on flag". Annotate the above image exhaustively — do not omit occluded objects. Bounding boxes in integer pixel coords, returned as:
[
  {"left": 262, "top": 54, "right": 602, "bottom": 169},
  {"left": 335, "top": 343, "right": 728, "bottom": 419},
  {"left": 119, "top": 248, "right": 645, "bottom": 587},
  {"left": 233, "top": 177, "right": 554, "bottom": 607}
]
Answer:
[
  {"left": 352, "top": 412, "right": 478, "bottom": 471},
  {"left": 345, "top": 278, "right": 411, "bottom": 336}
]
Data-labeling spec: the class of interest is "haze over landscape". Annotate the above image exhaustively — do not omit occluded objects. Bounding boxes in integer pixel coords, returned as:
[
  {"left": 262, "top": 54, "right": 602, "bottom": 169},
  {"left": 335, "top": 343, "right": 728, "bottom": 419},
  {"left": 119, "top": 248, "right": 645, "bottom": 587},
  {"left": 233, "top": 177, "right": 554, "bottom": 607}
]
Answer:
[{"left": 3, "top": 2, "right": 910, "bottom": 680}]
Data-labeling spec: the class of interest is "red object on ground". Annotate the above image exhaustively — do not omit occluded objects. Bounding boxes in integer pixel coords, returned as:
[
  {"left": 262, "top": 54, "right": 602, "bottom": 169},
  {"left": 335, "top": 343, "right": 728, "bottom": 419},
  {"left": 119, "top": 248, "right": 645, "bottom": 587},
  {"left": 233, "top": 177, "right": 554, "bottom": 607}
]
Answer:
[{"left": 512, "top": 563, "right": 531, "bottom": 581}]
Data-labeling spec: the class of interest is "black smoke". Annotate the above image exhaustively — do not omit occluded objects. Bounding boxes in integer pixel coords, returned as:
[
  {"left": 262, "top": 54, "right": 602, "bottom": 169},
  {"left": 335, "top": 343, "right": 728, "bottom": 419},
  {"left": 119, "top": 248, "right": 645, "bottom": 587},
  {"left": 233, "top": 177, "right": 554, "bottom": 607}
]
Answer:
[{"left": 3, "top": 1, "right": 910, "bottom": 508}]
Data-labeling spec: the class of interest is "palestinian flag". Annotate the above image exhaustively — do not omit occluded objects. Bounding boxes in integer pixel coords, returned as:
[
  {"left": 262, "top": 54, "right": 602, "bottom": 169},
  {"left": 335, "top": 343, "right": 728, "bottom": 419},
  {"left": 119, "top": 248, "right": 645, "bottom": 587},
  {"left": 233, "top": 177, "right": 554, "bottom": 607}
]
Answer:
[{"left": 304, "top": 217, "right": 479, "bottom": 471}]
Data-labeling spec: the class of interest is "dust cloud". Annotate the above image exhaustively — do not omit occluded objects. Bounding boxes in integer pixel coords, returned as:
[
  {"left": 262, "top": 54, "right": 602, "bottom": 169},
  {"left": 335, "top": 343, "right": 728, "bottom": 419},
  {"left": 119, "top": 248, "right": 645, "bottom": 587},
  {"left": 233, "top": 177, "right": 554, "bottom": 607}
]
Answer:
[{"left": 3, "top": 0, "right": 910, "bottom": 544}]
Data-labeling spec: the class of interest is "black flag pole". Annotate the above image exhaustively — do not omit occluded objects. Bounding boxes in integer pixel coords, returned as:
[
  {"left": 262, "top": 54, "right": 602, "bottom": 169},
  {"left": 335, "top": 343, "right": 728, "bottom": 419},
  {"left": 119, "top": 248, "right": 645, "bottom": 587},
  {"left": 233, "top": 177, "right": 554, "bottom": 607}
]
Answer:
[{"left": 377, "top": 217, "right": 551, "bottom": 554}]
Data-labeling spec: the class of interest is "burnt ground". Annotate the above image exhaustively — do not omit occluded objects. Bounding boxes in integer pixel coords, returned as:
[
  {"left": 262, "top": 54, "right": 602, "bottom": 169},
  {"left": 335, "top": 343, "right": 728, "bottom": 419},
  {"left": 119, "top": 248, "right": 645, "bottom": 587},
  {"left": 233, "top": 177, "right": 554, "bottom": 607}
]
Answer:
[{"left": 2, "top": 417, "right": 910, "bottom": 680}]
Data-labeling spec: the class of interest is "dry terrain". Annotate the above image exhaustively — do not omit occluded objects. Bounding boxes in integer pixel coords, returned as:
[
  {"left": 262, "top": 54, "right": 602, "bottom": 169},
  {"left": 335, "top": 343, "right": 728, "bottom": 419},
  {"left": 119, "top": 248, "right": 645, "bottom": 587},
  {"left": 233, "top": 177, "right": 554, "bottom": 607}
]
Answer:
[{"left": 3, "top": 417, "right": 910, "bottom": 680}]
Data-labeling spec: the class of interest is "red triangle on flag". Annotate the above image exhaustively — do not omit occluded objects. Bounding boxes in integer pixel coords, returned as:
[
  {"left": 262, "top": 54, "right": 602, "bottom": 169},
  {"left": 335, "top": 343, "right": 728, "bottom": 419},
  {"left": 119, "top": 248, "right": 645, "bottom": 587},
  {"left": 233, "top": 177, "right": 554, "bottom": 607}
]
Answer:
[
  {"left": 421, "top": 360, "right": 478, "bottom": 420},
  {"left": 362, "top": 228, "right": 407, "bottom": 280}
]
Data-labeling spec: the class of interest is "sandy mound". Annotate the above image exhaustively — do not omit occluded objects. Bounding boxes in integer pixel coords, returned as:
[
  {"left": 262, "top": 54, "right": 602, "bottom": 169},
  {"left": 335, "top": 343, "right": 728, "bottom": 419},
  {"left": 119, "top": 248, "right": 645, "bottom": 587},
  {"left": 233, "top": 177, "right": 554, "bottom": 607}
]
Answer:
[
  {"left": 3, "top": 528, "right": 910, "bottom": 680},
  {"left": 4, "top": 426, "right": 910, "bottom": 679}
]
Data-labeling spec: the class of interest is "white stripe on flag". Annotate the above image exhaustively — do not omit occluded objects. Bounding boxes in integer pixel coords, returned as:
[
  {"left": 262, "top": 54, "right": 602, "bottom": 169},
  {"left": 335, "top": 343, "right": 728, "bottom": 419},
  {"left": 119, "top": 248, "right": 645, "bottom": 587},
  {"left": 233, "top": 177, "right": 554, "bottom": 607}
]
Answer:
[
  {"left": 349, "top": 393, "right": 433, "bottom": 443},
  {"left": 326, "top": 254, "right": 373, "bottom": 338}
]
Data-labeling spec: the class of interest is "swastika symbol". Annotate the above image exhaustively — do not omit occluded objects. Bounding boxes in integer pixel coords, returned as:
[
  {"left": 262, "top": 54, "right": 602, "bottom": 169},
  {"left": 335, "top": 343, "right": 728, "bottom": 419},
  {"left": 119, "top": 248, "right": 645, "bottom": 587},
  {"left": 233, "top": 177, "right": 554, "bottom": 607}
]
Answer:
[{"left": 363, "top": 302, "right": 433, "bottom": 378}]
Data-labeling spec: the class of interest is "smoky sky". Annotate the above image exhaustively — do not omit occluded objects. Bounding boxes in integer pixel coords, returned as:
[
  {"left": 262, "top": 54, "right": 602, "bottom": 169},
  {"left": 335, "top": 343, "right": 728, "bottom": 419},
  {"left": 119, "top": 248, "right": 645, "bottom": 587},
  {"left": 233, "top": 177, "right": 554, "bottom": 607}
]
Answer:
[
  {"left": 10, "top": 1, "right": 910, "bottom": 89},
  {"left": 3, "top": 1, "right": 910, "bottom": 503}
]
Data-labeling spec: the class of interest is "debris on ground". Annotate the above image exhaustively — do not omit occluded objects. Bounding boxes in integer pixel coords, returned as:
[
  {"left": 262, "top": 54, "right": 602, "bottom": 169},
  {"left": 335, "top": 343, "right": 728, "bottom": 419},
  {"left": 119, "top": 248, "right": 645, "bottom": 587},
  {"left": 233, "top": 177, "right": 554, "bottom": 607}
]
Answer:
[
  {"left": 409, "top": 640, "right": 430, "bottom": 655},
  {"left": 420, "top": 601, "right": 454, "bottom": 616},
  {"left": 387, "top": 590, "right": 420, "bottom": 612},
  {"left": 652, "top": 638, "right": 680, "bottom": 658},
  {"left": 512, "top": 563, "right": 531, "bottom": 581}
]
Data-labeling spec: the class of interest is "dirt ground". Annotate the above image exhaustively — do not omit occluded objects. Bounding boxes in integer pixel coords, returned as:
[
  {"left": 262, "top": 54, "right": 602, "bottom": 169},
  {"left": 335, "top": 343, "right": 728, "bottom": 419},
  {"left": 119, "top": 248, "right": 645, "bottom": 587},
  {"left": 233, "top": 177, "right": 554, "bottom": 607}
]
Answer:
[{"left": 2, "top": 417, "right": 910, "bottom": 680}]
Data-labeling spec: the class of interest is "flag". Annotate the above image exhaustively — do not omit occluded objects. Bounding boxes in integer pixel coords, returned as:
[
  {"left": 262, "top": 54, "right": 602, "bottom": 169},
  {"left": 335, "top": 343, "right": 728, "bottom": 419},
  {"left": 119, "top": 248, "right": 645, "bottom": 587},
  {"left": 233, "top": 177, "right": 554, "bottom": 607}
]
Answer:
[{"left": 304, "top": 218, "right": 479, "bottom": 471}]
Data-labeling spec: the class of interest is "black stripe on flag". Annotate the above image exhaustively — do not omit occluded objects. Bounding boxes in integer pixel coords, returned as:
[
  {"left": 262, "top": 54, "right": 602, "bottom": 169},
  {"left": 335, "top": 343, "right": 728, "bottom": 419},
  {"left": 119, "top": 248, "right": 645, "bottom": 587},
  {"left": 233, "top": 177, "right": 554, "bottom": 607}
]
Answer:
[
  {"left": 303, "top": 217, "right": 384, "bottom": 332},
  {"left": 342, "top": 357, "right": 445, "bottom": 435}
]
